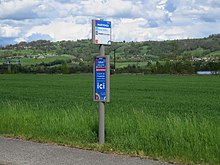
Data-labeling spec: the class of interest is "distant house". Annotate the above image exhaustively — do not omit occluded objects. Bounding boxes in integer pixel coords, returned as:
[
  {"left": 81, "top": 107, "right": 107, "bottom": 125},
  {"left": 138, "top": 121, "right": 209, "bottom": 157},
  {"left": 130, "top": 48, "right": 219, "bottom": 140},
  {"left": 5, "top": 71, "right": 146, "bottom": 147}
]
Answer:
[
  {"left": 33, "top": 56, "right": 46, "bottom": 59},
  {"left": 38, "top": 56, "right": 46, "bottom": 59},
  {"left": 197, "top": 71, "right": 219, "bottom": 75}
]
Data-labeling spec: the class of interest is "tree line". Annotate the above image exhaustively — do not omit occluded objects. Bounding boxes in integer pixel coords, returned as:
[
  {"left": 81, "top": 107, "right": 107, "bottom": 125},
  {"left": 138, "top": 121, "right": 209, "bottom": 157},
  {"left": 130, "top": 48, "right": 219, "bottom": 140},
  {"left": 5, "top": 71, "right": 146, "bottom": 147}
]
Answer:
[{"left": 1, "top": 60, "right": 219, "bottom": 75}]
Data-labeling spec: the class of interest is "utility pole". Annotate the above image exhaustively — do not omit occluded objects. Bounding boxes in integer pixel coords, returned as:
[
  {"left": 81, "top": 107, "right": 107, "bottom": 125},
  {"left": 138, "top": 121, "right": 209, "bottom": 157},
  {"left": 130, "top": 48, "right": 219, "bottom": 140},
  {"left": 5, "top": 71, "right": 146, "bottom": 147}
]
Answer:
[
  {"left": 7, "top": 59, "right": 11, "bottom": 73},
  {"left": 113, "top": 49, "right": 116, "bottom": 73}
]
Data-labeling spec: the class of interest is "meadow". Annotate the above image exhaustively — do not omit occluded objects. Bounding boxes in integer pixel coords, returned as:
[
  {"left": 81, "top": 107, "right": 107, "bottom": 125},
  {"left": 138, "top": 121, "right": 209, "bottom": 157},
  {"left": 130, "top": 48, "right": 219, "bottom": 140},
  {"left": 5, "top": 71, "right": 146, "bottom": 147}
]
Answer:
[
  {"left": 0, "top": 74, "right": 219, "bottom": 164},
  {"left": 111, "top": 61, "right": 152, "bottom": 68},
  {"left": 19, "top": 55, "right": 76, "bottom": 66}
]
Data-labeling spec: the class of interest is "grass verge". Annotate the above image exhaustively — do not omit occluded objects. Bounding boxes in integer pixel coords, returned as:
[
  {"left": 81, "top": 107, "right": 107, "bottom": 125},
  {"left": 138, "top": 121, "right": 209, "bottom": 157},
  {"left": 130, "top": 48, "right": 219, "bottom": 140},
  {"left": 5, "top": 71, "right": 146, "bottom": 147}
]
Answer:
[{"left": 0, "top": 101, "right": 219, "bottom": 164}]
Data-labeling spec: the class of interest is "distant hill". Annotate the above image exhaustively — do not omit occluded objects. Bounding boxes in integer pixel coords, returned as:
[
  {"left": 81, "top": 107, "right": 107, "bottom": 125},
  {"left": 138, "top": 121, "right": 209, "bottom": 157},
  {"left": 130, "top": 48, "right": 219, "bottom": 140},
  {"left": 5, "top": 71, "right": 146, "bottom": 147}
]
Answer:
[{"left": 1, "top": 34, "right": 220, "bottom": 61}]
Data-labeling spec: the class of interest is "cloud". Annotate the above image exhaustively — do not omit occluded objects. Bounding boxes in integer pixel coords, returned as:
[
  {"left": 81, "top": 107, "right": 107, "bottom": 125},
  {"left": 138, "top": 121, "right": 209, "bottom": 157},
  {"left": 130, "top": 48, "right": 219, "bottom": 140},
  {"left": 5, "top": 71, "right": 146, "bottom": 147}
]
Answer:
[
  {"left": 165, "top": 0, "right": 177, "bottom": 12},
  {"left": 0, "top": 24, "right": 20, "bottom": 37},
  {"left": 0, "top": 0, "right": 39, "bottom": 20},
  {"left": 70, "top": 0, "right": 144, "bottom": 19},
  {"left": 75, "top": 17, "right": 88, "bottom": 25},
  {"left": 0, "top": 0, "right": 220, "bottom": 46},
  {"left": 26, "top": 17, "right": 90, "bottom": 41},
  {"left": 0, "top": 0, "right": 75, "bottom": 20},
  {"left": 26, "top": 33, "right": 53, "bottom": 42}
]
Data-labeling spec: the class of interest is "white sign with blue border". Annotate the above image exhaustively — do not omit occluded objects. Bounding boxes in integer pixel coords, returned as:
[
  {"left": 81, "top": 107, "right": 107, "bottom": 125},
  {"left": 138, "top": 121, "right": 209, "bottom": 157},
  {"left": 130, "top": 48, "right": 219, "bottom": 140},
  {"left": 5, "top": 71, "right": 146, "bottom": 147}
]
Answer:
[{"left": 93, "top": 20, "right": 111, "bottom": 45}]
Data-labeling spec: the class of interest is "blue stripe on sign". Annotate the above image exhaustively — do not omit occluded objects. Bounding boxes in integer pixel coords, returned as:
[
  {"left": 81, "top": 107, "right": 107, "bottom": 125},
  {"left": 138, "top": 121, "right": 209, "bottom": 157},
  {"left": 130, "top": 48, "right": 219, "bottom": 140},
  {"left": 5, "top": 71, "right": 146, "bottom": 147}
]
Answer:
[{"left": 96, "top": 20, "right": 111, "bottom": 28}]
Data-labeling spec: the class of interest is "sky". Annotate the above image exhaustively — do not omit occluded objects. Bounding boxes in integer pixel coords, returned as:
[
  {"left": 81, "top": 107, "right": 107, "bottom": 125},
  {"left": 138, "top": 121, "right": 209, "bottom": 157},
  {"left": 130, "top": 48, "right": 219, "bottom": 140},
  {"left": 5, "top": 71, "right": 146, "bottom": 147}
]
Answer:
[{"left": 0, "top": 0, "right": 220, "bottom": 46}]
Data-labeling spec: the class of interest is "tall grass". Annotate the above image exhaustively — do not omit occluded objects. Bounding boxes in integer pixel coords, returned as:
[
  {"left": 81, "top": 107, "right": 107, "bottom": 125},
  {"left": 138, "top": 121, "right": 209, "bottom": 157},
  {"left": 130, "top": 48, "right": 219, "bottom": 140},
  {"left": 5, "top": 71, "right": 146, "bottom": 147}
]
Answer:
[
  {"left": 107, "top": 109, "right": 220, "bottom": 164},
  {"left": 0, "top": 101, "right": 219, "bottom": 164},
  {"left": 0, "top": 75, "right": 220, "bottom": 164},
  {"left": 0, "top": 101, "right": 97, "bottom": 144}
]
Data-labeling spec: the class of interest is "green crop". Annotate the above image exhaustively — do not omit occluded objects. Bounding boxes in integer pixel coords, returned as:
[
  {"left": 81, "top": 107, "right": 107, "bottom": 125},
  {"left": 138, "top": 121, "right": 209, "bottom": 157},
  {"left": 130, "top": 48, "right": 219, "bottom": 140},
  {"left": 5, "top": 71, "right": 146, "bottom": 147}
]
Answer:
[{"left": 0, "top": 75, "right": 219, "bottom": 164}]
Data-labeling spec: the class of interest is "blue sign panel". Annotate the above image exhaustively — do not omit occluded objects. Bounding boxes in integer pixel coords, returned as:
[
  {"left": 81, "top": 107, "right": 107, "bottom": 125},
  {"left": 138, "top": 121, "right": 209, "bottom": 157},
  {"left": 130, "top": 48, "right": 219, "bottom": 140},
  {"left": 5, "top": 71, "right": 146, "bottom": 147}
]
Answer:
[
  {"left": 95, "top": 20, "right": 111, "bottom": 28},
  {"left": 95, "top": 57, "right": 106, "bottom": 101}
]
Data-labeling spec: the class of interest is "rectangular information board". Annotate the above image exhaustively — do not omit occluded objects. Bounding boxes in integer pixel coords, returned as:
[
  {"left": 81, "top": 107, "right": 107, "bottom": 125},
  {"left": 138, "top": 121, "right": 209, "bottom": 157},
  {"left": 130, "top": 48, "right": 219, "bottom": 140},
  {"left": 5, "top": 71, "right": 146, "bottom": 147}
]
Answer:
[
  {"left": 92, "top": 20, "right": 111, "bottom": 45},
  {"left": 94, "top": 56, "right": 110, "bottom": 102}
]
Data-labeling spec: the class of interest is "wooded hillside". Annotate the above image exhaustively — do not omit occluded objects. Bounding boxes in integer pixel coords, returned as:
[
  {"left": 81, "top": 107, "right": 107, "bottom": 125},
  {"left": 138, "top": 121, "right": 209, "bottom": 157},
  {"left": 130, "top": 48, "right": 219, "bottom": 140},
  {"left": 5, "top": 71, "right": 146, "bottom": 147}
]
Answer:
[{"left": 1, "top": 34, "right": 220, "bottom": 61}]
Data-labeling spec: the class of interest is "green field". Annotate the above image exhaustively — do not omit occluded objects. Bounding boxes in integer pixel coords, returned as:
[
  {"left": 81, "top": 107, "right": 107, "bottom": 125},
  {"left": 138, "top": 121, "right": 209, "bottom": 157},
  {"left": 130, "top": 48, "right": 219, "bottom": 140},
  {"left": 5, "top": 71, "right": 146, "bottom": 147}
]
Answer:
[
  {"left": 19, "top": 55, "right": 76, "bottom": 66},
  {"left": 207, "top": 51, "right": 220, "bottom": 57},
  {"left": 112, "top": 61, "right": 149, "bottom": 68},
  {"left": 0, "top": 75, "right": 220, "bottom": 164}
]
